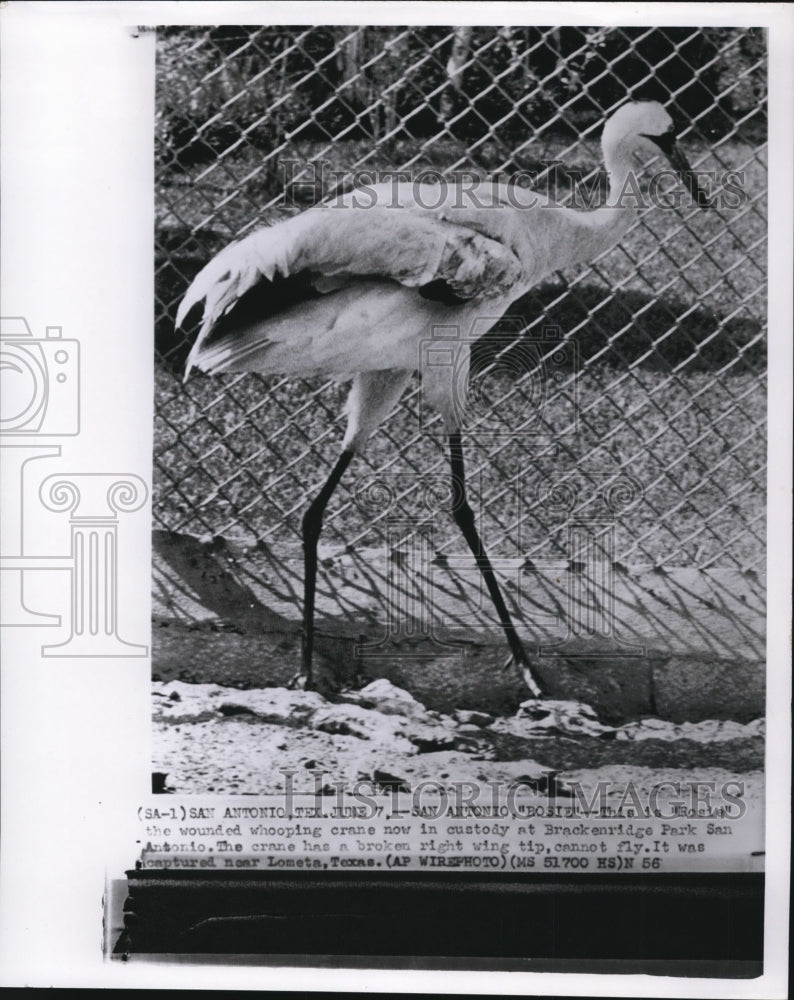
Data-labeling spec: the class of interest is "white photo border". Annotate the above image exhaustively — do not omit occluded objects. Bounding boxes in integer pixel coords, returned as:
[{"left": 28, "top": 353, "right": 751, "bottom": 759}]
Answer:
[{"left": 0, "top": 2, "right": 790, "bottom": 994}]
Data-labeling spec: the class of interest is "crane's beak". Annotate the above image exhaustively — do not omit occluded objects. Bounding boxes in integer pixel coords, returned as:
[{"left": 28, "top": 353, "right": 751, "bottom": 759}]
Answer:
[{"left": 648, "top": 131, "right": 711, "bottom": 210}]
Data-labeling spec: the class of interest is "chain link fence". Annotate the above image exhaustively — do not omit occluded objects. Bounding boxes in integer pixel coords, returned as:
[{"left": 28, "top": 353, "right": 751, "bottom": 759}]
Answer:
[{"left": 154, "top": 25, "right": 766, "bottom": 611}]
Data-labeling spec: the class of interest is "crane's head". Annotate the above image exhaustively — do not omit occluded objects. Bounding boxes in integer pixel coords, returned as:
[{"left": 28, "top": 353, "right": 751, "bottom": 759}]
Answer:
[{"left": 602, "top": 100, "right": 711, "bottom": 209}]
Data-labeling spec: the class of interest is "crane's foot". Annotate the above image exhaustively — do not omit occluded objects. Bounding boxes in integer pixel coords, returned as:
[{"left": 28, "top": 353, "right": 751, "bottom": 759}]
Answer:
[
  {"left": 287, "top": 667, "right": 339, "bottom": 697},
  {"left": 287, "top": 671, "right": 310, "bottom": 691},
  {"left": 503, "top": 649, "right": 544, "bottom": 699}
]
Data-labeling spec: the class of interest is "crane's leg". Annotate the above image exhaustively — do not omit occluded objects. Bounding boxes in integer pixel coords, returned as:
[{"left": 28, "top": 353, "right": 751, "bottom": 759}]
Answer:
[
  {"left": 294, "top": 370, "right": 413, "bottom": 690},
  {"left": 298, "top": 449, "right": 354, "bottom": 690},
  {"left": 447, "top": 431, "right": 543, "bottom": 697}
]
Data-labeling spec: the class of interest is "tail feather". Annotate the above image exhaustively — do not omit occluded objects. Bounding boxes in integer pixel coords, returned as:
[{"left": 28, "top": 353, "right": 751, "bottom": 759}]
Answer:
[
  {"left": 178, "top": 220, "right": 303, "bottom": 380},
  {"left": 176, "top": 229, "right": 287, "bottom": 334},
  {"left": 186, "top": 324, "right": 275, "bottom": 377}
]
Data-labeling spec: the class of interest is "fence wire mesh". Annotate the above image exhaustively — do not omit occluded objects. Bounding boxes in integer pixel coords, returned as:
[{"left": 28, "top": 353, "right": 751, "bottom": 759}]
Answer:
[{"left": 154, "top": 25, "right": 766, "bottom": 589}]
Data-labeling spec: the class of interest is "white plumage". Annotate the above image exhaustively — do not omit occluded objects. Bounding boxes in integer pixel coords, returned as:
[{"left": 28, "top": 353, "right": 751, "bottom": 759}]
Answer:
[{"left": 178, "top": 100, "right": 707, "bottom": 694}]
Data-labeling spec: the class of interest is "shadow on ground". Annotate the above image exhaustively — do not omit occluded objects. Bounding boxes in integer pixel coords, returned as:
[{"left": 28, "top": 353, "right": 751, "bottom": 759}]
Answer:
[{"left": 152, "top": 529, "right": 764, "bottom": 725}]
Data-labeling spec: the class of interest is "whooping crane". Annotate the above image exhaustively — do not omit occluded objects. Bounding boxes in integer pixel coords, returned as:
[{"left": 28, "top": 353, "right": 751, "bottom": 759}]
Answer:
[{"left": 177, "top": 100, "right": 709, "bottom": 697}]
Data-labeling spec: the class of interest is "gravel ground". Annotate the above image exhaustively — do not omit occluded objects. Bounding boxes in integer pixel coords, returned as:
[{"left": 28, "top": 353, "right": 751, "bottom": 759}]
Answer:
[{"left": 152, "top": 678, "right": 764, "bottom": 796}]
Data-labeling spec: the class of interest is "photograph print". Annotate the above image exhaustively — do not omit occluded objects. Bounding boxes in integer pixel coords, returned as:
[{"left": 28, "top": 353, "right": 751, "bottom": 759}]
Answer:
[{"left": 141, "top": 19, "right": 772, "bottom": 970}]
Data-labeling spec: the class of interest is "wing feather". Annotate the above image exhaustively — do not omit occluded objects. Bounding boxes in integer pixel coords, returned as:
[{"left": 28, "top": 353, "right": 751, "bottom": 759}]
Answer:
[{"left": 178, "top": 202, "right": 523, "bottom": 378}]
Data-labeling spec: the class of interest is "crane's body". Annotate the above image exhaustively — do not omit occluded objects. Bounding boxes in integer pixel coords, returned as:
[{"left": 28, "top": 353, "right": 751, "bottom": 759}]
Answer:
[{"left": 178, "top": 101, "right": 708, "bottom": 695}]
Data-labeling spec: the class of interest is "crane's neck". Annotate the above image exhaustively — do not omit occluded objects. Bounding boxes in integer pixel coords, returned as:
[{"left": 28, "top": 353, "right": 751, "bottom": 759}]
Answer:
[
  {"left": 557, "top": 138, "right": 638, "bottom": 270},
  {"left": 565, "top": 135, "right": 639, "bottom": 262}
]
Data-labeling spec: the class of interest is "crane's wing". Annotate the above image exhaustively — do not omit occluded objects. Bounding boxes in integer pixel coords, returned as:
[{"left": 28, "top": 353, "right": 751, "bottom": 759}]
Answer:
[{"left": 177, "top": 205, "right": 522, "bottom": 376}]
